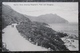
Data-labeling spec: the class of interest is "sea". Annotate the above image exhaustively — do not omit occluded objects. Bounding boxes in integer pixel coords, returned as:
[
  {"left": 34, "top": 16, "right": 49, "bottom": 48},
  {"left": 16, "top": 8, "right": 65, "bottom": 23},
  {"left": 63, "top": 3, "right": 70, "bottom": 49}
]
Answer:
[{"left": 49, "top": 23, "right": 78, "bottom": 37}]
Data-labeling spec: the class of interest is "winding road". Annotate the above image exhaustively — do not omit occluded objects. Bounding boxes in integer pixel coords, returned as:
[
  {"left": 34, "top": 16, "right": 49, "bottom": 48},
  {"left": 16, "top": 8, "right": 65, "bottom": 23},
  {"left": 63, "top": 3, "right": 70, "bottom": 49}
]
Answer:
[{"left": 2, "top": 24, "right": 48, "bottom": 51}]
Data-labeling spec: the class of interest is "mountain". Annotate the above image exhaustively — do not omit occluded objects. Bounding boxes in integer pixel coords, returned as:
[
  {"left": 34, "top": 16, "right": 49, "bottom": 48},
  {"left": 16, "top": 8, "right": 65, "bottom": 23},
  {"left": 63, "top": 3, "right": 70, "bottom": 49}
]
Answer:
[
  {"left": 2, "top": 4, "right": 31, "bottom": 29},
  {"left": 26, "top": 14, "right": 68, "bottom": 24},
  {"left": 2, "top": 4, "right": 69, "bottom": 51}
]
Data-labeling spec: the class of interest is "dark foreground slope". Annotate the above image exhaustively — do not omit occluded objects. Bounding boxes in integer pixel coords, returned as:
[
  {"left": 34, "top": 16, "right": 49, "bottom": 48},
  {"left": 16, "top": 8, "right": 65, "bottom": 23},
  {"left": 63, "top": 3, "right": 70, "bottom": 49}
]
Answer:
[
  {"left": 2, "top": 4, "right": 69, "bottom": 51},
  {"left": 16, "top": 22, "right": 69, "bottom": 51}
]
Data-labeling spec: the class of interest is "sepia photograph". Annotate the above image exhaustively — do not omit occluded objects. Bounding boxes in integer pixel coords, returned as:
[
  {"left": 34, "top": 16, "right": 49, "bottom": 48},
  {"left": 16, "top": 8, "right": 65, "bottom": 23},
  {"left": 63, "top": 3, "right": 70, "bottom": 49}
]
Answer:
[{"left": 2, "top": 2, "right": 78, "bottom": 51}]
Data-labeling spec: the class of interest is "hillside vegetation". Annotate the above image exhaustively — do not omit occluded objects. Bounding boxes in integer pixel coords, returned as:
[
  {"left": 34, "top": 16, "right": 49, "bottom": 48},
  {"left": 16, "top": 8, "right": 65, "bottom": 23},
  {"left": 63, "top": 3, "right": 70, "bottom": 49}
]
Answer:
[{"left": 16, "top": 21, "right": 69, "bottom": 51}]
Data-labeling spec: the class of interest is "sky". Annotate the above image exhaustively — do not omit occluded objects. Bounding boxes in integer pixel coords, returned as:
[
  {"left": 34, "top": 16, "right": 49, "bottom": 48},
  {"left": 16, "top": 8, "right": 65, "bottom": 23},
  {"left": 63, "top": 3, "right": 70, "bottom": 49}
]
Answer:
[{"left": 3, "top": 2, "right": 78, "bottom": 23}]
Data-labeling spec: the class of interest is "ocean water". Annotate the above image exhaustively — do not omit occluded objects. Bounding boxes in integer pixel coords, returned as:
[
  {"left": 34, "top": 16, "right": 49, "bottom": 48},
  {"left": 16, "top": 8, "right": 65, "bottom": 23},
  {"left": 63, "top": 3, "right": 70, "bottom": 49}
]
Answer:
[{"left": 49, "top": 23, "right": 78, "bottom": 37}]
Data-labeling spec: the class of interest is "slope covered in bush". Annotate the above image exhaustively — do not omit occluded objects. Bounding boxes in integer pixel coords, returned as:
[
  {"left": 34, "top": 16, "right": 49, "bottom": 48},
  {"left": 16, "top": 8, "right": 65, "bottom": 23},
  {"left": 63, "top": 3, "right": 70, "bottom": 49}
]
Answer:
[{"left": 16, "top": 21, "right": 69, "bottom": 51}]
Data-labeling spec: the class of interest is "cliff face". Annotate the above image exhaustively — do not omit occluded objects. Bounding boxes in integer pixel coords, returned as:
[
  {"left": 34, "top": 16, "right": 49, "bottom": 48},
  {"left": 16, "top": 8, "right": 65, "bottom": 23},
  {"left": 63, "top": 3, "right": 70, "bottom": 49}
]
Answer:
[
  {"left": 2, "top": 4, "right": 69, "bottom": 51},
  {"left": 26, "top": 14, "right": 68, "bottom": 24}
]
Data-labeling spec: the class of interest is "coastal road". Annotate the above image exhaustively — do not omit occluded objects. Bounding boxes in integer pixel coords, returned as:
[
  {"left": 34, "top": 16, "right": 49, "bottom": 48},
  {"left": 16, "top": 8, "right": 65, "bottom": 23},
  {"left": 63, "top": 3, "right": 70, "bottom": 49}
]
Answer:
[{"left": 2, "top": 24, "right": 48, "bottom": 51}]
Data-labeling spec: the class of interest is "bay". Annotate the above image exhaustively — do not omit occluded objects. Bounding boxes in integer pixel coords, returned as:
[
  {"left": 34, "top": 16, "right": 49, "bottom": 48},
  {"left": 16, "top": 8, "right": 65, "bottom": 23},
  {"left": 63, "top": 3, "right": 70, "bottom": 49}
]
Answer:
[{"left": 49, "top": 23, "right": 78, "bottom": 37}]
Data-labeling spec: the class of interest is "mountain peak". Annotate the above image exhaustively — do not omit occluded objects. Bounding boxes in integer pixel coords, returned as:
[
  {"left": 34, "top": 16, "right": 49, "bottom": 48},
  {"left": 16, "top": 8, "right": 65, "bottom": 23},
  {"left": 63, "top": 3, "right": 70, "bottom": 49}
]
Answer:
[
  {"left": 42, "top": 13, "right": 54, "bottom": 16},
  {"left": 27, "top": 13, "right": 68, "bottom": 24},
  {"left": 48, "top": 13, "right": 54, "bottom": 15}
]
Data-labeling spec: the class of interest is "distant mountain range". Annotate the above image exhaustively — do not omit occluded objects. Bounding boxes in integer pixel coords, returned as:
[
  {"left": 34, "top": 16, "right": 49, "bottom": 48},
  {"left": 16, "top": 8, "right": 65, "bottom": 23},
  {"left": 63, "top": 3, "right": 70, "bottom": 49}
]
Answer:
[{"left": 25, "top": 14, "right": 68, "bottom": 24}]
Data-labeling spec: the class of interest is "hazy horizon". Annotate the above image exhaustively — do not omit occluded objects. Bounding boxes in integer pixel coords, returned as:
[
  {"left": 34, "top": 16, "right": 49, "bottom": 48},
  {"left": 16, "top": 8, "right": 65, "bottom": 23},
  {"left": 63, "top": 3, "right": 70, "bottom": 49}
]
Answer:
[{"left": 3, "top": 2, "right": 78, "bottom": 23}]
